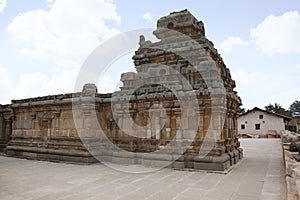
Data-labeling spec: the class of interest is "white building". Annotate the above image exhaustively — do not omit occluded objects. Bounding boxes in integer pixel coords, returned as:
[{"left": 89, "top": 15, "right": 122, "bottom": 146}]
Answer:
[{"left": 238, "top": 107, "right": 291, "bottom": 137}]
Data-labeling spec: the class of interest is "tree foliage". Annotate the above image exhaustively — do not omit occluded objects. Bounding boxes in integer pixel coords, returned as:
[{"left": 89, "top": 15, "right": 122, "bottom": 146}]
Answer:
[
  {"left": 239, "top": 108, "right": 246, "bottom": 114},
  {"left": 290, "top": 100, "right": 300, "bottom": 117},
  {"left": 264, "top": 103, "right": 291, "bottom": 117}
]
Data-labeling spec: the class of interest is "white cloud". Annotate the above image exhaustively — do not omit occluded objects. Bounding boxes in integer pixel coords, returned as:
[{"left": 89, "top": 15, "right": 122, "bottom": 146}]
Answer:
[
  {"left": 7, "top": 0, "right": 121, "bottom": 58},
  {"left": 231, "top": 69, "right": 269, "bottom": 109},
  {"left": 53, "top": 59, "right": 80, "bottom": 73},
  {"left": 142, "top": 12, "right": 152, "bottom": 21},
  {"left": 0, "top": 59, "right": 80, "bottom": 103},
  {"left": 231, "top": 67, "right": 300, "bottom": 109},
  {"left": 0, "top": 0, "right": 7, "bottom": 14},
  {"left": 0, "top": 68, "right": 13, "bottom": 104},
  {"left": 218, "top": 36, "right": 248, "bottom": 54},
  {"left": 16, "top": 72, "right": 50, "bottom": 98},
  {"left": 97, "top": 76, "right": 116, "bottom": 93},
  {"left": 0, "top": 58, "right": 119, "bottom": 104},
  {"left": 2, "top": 0, "right": 123, "bottom": 103},
  {"left": 232, "top": 69, "right": 267, "bottom": 85},
  {"left": 250, "top": 11, "right": 300, "bottom": 55}
]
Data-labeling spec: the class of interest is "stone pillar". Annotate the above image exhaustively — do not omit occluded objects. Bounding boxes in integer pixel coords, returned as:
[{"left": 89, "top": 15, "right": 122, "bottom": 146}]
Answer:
[
  {"left": 170, "top": 115, "right": 176, "bottom": 139},
  {"left": 198, "top": 110, "right": 204, "bottom": 139},
  {"left": 117, "top": 111, "right": 124, "bottom": 139},
  {"left": 223, "top": 117, "right": 228, "bottom": 139},
  {"left": 155, "top": 116, "right": 161, "bottom": 140},
  {"left": 30, "top": 113, "right": 36, "bottom": 129},
  {"left": 79, "top": 83, "right": 98, "bottom": 139},
  {"left": 228, "top": 113, "right": 233, "bottom": 138},
  {"left": 233, "top": 113, "right": 238, "bottom": 137},
  {"left": 164, "top": 110, "right": 171, "bottom": 140},
  {"left": 4, "top": 119, "right": 12, "bottom": 141},
  {"left": 112, "top": 119, "right": 118, "bottom": 139},
  {"left": 3, "top": 111, "right": 13, "bottom": 142},
  {"left": 147, "top": 122, "right": 151, "bottom": 139},
  {"left": 176, "top": 129, "right": 182, "bottom": 140},
  {"left": 107, "top": 119, "right": 113, "bottom": 138},
  {"left": 166, "top": 127, "right": 171, "bottom": 140},
  {"left": 175, "top": 114, "right": 182, "bottom": 141},
  {"left": 53, "top": 111, "right": 60, "bottom": 130},
  {"left": 47, "top": 120, "right": 51, "bottom": 137},
  {"left": 0, "top": 114, "right": 3, "bottom": 140}
]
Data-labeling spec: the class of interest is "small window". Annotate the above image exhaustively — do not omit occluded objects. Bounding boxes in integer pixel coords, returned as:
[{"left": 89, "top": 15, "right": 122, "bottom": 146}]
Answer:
[
  {"left": 255, "top": 124, "right": 260, "bottom": 130},
  {"left": 167, "top": 22, "right": 174, "bottom": 29},
  {"left": 259, "top": 114, "right": 263, "bottom": 119},
  {"left": 241, "top": 124, "right": 245, "bottom": 129}
]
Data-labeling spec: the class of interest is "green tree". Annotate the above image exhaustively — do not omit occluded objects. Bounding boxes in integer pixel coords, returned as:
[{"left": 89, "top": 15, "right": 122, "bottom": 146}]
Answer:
[
  {"left": 239, "top": 108, "right": 246, "bottom": 114},
  {"left": 264, "top": 103, "right": 291, "bottom": 117},
  {"left": 290, "top": 100, "right": 300, "bottom": 117}
]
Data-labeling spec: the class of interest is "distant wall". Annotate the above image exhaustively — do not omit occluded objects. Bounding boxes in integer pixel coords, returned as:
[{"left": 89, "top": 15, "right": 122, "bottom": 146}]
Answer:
[
  {"left": 238, "top": 110, "right": 285, "bottom": 136},
  {"left": 0, "top": 105, "right": 13, "bottom": 150},
  {"left": 0, "top": 108, "right": 4, "bottom": 140}
]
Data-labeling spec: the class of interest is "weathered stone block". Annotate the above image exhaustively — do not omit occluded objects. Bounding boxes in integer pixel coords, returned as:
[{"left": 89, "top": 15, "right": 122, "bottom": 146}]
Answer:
[
  {"left": 112, "top": 157, "right": 136, "bottom": 165},
  {"left": 193, "top": 161, "right": 228, "bottom": 171}
]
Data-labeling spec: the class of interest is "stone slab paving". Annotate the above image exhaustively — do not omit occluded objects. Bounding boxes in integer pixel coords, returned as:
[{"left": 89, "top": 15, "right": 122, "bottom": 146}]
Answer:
[{"left": 0, "top": 139, "right": 286, "bottom": 200}]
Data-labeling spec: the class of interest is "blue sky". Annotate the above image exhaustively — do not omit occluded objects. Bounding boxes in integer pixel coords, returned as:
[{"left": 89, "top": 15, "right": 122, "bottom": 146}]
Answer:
[{"left": 0, "top": 0, "right": 299, "bottom": 110}]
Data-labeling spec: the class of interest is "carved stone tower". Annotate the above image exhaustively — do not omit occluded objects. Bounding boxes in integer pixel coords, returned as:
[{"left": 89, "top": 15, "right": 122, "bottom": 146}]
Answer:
[{"left": 111, "top": 9, "right": 242, "bottom": 171}]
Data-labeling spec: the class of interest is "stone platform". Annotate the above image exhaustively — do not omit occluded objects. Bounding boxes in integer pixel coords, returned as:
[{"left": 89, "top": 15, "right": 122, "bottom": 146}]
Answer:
[{"left": 0, "top": 139, "right": 286, "bottom": 200}]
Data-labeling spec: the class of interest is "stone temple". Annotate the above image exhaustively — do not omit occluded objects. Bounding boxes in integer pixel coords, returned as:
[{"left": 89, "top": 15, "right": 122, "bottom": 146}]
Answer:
[{"left": 0, "top": 10, "right": 242, "bottom": 171}]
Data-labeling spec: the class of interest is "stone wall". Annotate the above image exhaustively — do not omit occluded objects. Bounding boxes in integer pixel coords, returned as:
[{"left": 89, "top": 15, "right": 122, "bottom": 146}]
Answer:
[
  {"left": 5, "top": 93, "right": 97, "bottom": 163},
  {"left": 0, "top": 105, "right": 12, "bottom": 151}
]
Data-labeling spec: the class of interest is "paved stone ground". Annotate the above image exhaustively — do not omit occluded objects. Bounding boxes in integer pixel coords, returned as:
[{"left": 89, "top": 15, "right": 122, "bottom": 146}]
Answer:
[{"left": 0, "top": 139, "right": 286, "bottom": 200}]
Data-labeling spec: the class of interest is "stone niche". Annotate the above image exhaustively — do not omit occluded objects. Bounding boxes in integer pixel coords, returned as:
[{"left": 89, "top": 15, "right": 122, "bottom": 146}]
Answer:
[{"left": 3, "top": 9, "right": 242, "bottom": 171}]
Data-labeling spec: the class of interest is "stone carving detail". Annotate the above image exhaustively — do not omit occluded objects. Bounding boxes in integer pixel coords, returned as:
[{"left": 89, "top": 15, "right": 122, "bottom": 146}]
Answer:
[
  {"left": 82, "top": 83, "right": 98, "bottom": 97},
  {"left": 139, "top": 35, "right": 152, "bottom": 47}
]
